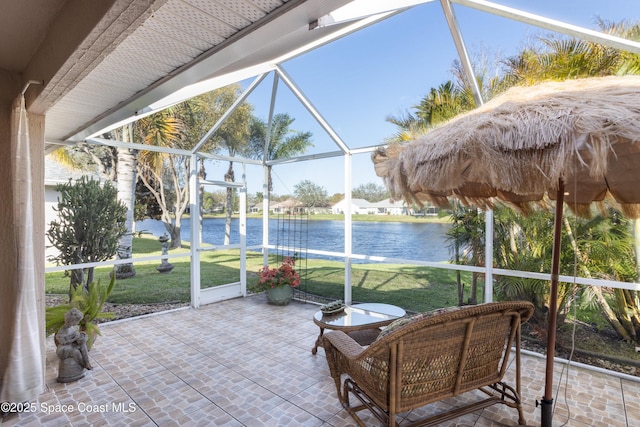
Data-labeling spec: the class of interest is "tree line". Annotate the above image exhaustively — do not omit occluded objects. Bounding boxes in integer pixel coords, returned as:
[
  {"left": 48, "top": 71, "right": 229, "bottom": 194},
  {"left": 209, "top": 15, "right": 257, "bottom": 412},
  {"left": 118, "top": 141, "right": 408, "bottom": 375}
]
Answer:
[{"left": 390, "top": 20, "right": 640, "bottom": 343}]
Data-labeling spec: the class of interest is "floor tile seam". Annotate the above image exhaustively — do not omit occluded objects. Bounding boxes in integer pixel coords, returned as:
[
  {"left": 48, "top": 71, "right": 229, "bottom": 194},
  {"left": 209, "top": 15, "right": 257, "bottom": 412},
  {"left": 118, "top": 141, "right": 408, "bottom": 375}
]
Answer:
[
  {"left": 147, "top": 349, "right": 236, "bottom": 387},
  {"left": 552, "top": 360, "right": 602, "bottom": 425},
  {"left": 521, "top": 350, "right": 636, "bottom": 425},
  {"left": 243, "top": 375, "right": 300, "bottom": 403},
  {"left": 99, "top": 318, "right": 172, "bottom": 346},
  {"left": 102, "top": 354, "right": 242, "bottom": 425},
  {"left": 92, "top": 326, "right": 224, "bottom": 402},
  {"left": 279, "top": 358, "right": 329, "bottom": 380},
  {"left": 103, "top": 319, "right": 229, "bottom": 373},
  {"left": 98, "top": 306, "right": 191, "bottom": 329},
  {"left": 86, "top": 357, "right": 157, "bottom": 425},
  {"left": 164, "top": 373, "right": 248, "bottom": 425},
  {"left": 194, "top": 356, "right": 267, "bottom": 395},
  {"left": 278, "top": 393, "right": 338, "bottom": 424},
  {"left": 620, "top": 377, "right": 630, "bottom": 427},
  {"left": 198, "top": 377, "right": 294, "bottom": 425},
  {"left": 473, "top": 402, "right": 534, "bottom": 426}
]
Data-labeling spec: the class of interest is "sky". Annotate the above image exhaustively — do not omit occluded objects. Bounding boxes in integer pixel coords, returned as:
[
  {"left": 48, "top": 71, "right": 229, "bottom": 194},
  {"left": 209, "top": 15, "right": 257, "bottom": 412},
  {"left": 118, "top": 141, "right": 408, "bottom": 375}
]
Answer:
[{"left": 203, "top": 0, "right": 640, "bottom": 199}]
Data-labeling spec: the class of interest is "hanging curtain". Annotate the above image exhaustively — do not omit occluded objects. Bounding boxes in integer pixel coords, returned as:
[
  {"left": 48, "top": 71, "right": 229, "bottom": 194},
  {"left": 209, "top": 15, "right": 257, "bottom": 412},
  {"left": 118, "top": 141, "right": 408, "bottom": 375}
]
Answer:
[{"left": 0, "top": 95, "right": 44, "bottom": 403}]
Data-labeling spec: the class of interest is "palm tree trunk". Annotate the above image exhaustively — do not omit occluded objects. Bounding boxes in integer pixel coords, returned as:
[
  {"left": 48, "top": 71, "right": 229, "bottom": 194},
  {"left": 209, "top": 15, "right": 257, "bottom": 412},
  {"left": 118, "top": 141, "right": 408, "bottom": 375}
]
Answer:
[
  {"left": 618, "top": 289, "right": 639, "bottom": 341},
  {"left": 455, "top": 239, "right": 463, "bottom": 305},
  {"left": 115, "top": 136, "right": 137, "bottom": 279},
  {"left": 470, "top": 272, "right": 478, "bottom": 305}
]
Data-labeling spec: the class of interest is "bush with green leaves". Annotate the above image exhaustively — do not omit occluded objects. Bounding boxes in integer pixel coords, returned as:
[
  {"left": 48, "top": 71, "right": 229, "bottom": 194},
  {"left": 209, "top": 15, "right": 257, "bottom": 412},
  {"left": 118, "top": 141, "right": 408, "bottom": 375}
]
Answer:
[{"left": 47, "top": 176, "right": 127, "bottom": 293}]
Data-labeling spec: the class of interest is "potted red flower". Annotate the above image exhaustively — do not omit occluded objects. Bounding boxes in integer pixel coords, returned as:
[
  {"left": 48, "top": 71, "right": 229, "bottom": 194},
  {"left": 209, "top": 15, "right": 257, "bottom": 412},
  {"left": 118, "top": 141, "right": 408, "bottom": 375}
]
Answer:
[{"left": 254, "top": 257, "right": 300, "bottom": 305}]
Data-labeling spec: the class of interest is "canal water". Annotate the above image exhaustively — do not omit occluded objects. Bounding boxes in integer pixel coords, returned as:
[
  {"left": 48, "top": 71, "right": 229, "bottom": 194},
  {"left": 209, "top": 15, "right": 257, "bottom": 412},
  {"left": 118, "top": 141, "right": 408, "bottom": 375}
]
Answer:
[{"left": 136, "top": 217, "right": 452, "bottom": 263}]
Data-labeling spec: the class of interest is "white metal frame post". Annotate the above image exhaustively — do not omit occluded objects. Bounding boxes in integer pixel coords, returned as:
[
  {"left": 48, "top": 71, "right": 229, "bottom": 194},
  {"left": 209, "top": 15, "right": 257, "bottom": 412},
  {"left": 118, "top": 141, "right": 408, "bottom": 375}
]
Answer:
[
  {"left": 262, "top": 72, "right": 280, "bottom": 266},
  {"left": 440, "top": 0, "right": 493, "bottom": 302},
  {"left": 274, "top": 65, "right": 355, "bottom": 303},
  {"left": 344, "top": 153, "right": 353, "bottom": 305},
  {"left": 239, "top": 163, "right": 248, "bottom": 296},
  {"left": 189, "top": 153, "right": 201, "bottom": 308},
  {"left": 262, "top": 167, "right": 270, "bottom": 265}
]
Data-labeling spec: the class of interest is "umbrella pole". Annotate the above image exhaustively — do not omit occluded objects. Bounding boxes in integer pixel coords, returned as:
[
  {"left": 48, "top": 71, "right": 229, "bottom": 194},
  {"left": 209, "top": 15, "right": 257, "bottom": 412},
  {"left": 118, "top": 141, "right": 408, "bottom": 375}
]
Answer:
[{"left": 541, "top": 180, "right": 564, "bottom": 427}]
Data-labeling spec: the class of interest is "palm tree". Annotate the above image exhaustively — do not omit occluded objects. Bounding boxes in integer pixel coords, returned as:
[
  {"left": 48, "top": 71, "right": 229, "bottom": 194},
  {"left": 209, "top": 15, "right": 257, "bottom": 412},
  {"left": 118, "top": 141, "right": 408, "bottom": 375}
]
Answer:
[
  {"left": 179, "top": 86, "right": 253, "bottom": 245},
  {"left": 502, "top": 19, "right": 640, "bottom": 85},
  {"left": 446, "top": 205, "right": 485, "bottom": 305},
  {"left": 135, "top": 109, "right": 186, "bottom": 248},
  {"left": 491, "top": 206, "right": 565, "bottom": 331},
  {"left": 385, "top": 59, "right": 505, "bottom": 144},
  {"left": 136, "top": 86, "right": 254, "bottom": 247},
  {"left": 415, "top": 80, "right": 472, "bottom": 125},
  {"left": 500, "top": 20, "right": 640, "bottom": 341},
  {"left": 209, "top": 91, "right": 253, "bottom": 246},
  {"left": 385, "top": 80, "right": 469, "bottom": 144},
  {"left": 502, "top": 38, "right": 622, "bottom": 84},
  {"left": 573, "top": 211, "right": 639, "bottom": 341},
  {"left": 246, "top": 113, "right": 313, "bottom": 195},
  {"left": 396, "top": 70, "right": 500, "bottom": 303}
]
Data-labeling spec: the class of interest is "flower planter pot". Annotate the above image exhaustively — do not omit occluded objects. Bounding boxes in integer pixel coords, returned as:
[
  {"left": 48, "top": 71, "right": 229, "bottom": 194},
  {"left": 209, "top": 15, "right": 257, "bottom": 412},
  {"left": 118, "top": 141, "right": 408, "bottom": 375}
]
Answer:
[{"left": 265, "top": 286, "right": 293, "bottom": 306}]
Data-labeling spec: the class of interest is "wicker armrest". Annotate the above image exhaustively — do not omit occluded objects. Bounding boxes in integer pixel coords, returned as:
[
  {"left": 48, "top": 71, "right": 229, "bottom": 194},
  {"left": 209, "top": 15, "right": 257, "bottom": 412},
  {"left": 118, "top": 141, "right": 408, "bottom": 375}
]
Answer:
[
  {"left": 323, "top": 330, "right": 367, "bottom": 359},
  {"left": 347, "top": 328, "right": 381, "bottom": 346}
]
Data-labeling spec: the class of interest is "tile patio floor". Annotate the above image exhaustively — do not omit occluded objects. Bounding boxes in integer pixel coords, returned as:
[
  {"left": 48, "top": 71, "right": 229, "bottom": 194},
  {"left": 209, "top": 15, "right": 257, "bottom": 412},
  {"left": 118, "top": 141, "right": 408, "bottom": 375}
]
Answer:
[{"left": 3, "top": 296, "right": 639, "bottom": 426}]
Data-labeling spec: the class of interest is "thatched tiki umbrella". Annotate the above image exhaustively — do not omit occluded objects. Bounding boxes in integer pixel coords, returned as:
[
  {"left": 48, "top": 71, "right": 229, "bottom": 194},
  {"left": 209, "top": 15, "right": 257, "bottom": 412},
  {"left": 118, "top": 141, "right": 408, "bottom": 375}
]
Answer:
[{"left": 373, "top": 75, "right": 640, "bottom": 427}]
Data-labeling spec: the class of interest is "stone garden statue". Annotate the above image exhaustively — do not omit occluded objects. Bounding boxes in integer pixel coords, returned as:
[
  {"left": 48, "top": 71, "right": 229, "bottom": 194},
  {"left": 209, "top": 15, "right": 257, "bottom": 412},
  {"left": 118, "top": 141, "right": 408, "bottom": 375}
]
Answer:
[
  {"left": 157, "top": 233, "right": 174, "bottom": 273},
  {"left": 54, "top": 307, "right": 93, "bottom": 383}
]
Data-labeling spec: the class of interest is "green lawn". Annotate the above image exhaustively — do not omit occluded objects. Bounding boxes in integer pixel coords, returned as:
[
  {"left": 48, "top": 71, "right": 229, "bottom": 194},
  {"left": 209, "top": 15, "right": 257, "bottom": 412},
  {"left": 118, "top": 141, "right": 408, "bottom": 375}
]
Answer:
[
  {"left": 46, "top": 235, "right": 472, "bottom": 312},
  {"left": 297, "top": 262, "right": 475, "bottom": 312},
  {"left": 46, "top": 235, "right": 640, "bottom": 367}
]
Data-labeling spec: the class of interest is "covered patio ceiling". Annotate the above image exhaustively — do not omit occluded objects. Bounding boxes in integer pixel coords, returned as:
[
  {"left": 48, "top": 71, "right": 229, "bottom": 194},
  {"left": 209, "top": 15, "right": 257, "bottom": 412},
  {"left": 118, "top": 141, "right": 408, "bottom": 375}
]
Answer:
[
  {"left": 8, "top": 0, "right": 418, "bottom": 151},
  {"left": 6, "top": 0, "right": 639, "bottom": 156}
]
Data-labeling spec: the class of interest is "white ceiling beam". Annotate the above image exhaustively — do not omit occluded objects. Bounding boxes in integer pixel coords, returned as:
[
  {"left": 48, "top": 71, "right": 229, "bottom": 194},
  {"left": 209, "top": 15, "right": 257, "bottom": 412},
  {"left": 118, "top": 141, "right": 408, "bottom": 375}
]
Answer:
[
  {"left": 86, "top": 137, "right": 192, "bottom": 156},
  {"left": 63, "top": 0, "right": 362, "bottom": 143},
  {"left": 309, "top": 0, "right": 435, "bottom": 29},
  {"left": 275, "top": 65, "right": 351, "bottom": 154},
  {"left": 197, "top": 151, "right": 263, "bottom": 165},
  {"left": 349, "top": 145, "right": 384, "bottom": 155},
  {"left": 453, "top": 0, "right": 640, "bottom": 54},
  {"left": 266, "top": 150, "right": 345, "bottom": 165},
  {"left": 190, "top": 72, "right": 268, "bottom": 154},
  {"left": 200, "top": 179, "right": 244, "bottom": 188},
  {"left": 440, "top": 0, "right": 483, "bottom": 106}
]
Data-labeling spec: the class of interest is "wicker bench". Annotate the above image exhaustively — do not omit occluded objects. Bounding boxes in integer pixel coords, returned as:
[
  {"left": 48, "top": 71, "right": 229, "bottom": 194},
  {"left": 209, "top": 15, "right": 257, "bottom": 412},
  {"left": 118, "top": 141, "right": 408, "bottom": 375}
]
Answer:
[{"left": 322, "top": 301, "right": 534, "bottom": 426}]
